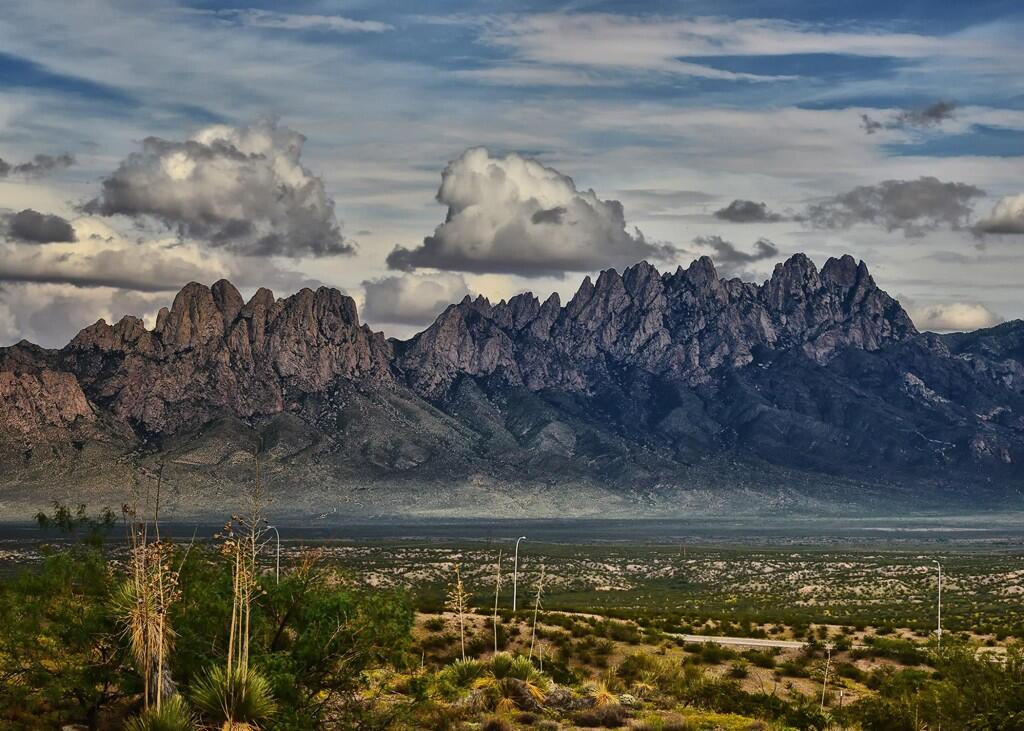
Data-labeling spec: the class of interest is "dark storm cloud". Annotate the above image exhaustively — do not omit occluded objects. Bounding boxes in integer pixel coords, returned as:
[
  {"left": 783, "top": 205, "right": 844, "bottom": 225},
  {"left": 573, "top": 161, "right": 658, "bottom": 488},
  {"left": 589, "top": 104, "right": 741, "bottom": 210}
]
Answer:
[
  {"left": 861, "top": 101, "right": 957, "bottom": 134},
  {"left": 695, "top": 235, "right": 779, "bottom": 265},
  {"left": 694, "top": 235, "right": 780, "bottom": 280},
  {"left": 82, "top": 121, "right": 352, "bottom": 258},
  {"left": 713, "top": 199, "right": 785, "bottom": 223},
  {"left": 2, "top": 209, "right": 77, "bottom": 243},
  {"left": 803, "top": 177, "right": 984, "bottom": 237},
  {"left": 0, "top": 153, "right": 76, "bottom": 178}
]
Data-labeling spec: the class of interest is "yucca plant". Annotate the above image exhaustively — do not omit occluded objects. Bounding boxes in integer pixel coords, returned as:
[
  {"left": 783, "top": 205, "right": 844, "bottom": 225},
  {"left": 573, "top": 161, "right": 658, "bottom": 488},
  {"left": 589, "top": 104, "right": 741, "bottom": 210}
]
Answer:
[
  {"left": 587, "top": 679, "right": 620, "bottom": 708},
  {"left": 190, "top": 664, "right": 276, "bottom": 730},
  {"left": 473, "top": 653, "right": 549, "bottom": 714},
  {"left": 442, "top": 658, "right": 484, "bottom": 690},
  {"left": 124, "top": 693, "right": 195, "bottom": 731}
]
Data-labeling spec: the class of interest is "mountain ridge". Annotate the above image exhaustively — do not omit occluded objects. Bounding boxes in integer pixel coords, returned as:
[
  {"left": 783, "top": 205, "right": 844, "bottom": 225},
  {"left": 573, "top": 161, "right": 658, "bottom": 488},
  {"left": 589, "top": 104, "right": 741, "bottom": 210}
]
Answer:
[{"left": 2, "top": 253, "right": 1022, "bottom": 519}]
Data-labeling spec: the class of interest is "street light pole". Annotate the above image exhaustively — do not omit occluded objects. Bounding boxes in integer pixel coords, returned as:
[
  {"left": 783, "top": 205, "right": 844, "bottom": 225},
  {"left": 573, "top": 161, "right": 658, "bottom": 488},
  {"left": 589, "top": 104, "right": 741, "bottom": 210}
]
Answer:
[
  {"left": 820, "top": 646, "right": 831, "bottom": 712},
  {"left": 267, "top": 524, "right": 281, "bottom": 584},
  {"left": 512, "top": 536, "right": 526, "bottom": 612},
  {"left": 933, "top": 560, "right": 943, "bottom": 648}
]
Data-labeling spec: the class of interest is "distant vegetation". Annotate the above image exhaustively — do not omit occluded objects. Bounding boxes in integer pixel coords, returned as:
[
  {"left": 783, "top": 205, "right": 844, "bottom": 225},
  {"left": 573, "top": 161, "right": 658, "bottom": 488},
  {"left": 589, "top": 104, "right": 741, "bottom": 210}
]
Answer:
[{"left": 2, "top": 501, "right": 1024, "bottom": 729}]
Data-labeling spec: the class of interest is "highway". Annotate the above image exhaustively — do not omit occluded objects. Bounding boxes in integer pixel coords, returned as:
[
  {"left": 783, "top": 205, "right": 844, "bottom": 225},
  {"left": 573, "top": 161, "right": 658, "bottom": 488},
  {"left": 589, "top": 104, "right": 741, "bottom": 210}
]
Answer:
[{"left": 667, "top": 633, "right": 807, "bottom": 650}]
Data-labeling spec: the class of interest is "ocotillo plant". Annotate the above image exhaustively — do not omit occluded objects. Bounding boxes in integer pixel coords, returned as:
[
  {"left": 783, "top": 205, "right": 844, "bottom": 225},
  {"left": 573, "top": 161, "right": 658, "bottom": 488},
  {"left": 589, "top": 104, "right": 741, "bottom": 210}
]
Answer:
[
  {"left": 529, "top": 563, "right": 546, "bottom": 661},
  {"left": 447, "top": 563, "right": 470, "bottom": 661},
  {"left": 492, "top": 549, "right": 502, "bottom": 654}
]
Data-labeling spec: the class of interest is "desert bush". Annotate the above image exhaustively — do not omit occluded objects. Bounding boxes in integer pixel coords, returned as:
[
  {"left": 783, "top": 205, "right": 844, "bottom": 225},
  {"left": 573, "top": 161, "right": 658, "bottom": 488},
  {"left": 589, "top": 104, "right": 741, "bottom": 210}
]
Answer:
[
  {"left": 728, "top": 661, "right": 749, "bottom": 679},
  {"left": 575, "top": 703, "right": 629, "bottom": 728}
]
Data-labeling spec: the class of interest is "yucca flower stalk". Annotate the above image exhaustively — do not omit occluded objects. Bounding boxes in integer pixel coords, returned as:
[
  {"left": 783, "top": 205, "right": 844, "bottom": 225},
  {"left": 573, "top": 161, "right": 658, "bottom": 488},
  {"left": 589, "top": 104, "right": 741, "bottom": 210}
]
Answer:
[
  {"left": 118, "top": 464, "right": 190, "bottom": 713},
  {"left": 528, "top": 563, "right": 545, "bottom": 661},
  {"left": 447, "top": 564, "right": 469, "bottom": 662},
  {"left": 211, "top": 443, "right": 275, "bottom": 729}
]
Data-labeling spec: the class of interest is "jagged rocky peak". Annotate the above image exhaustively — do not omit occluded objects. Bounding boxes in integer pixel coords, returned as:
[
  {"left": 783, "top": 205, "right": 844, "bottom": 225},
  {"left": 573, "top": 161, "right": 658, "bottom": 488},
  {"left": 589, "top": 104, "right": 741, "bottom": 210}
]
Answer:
[
  {"left": 211, "top": 279, "right": 244, "bottom": 327},
  {"left": 67, "top": 314, "right": 150, "bottom": 353},
  {"left": 155, "top": 281, "right": 226, "bottom": 349},
  {"left": 397, "top": 253, "right": 920, "bottom": 397}
]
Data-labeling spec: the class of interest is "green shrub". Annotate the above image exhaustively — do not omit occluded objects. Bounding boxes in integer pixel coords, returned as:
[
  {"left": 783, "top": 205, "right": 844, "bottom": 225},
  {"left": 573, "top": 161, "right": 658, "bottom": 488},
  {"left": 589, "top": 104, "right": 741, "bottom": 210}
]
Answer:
[{"left": 124, "top": 695, "right": 195, "bottom": 731}]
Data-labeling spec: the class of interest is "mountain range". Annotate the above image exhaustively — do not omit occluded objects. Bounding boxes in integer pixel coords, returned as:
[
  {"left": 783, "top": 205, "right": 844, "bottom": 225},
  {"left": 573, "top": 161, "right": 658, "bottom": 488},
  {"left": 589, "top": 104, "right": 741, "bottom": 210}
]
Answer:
[{"left": 2, "top": 253, "right": 1022, "bottom": 520}]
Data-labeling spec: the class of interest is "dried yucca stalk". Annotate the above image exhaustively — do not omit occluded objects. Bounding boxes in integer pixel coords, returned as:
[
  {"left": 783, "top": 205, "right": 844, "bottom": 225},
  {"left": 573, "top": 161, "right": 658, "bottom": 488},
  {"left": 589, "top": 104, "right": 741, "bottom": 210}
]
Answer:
[
  {"left": 215, "top": 443, "right": 274, "bottom": 725},
  {"left": 492, "top": 549, "right": 502, "bottom": 654},
  {"left": 447, "top": 563, "right": 470, "bottom": 662},
  {"left": 118, "top": 464, "right": 190, "bottom": 712},
  {"left": 529, "top": 563, "right": 545, "bottom": 661}
]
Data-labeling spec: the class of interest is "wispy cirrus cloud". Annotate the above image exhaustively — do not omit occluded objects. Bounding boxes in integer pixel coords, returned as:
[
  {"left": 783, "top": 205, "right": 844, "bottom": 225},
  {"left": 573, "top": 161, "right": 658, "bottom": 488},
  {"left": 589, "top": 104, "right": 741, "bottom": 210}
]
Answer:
[
  {"left": 204, "top": 8, "right": 392, "bottom": 34},
  {"left": 470, "top": 13, "right": 1006, "bottom": 86}
]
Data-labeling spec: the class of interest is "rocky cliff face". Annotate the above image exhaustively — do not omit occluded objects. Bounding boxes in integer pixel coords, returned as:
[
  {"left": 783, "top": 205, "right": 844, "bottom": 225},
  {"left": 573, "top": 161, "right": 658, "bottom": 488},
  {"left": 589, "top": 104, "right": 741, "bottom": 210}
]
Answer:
[
  {"left": 398, "top": 254, "right": 916, "bottom": 397},
  {"left": 57, "top": 279, "right": 393, "bottom": 435},
  {"left": 1, "top": 255, "right": 1021, "bottom": 518}
]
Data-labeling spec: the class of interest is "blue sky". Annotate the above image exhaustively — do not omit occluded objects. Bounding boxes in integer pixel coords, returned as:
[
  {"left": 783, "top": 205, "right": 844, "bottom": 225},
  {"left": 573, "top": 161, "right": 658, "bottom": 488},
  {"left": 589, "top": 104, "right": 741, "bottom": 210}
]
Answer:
[{"left": 0, "top": 0, "right": 1022, "bottom": 344}]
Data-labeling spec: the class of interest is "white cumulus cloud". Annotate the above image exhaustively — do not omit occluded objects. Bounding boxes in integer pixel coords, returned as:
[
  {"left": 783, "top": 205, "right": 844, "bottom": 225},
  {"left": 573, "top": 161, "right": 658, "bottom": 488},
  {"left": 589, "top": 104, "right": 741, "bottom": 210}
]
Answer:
[
  {"left": 387, "top": 147, "right": 675, "bottom": 277},
  {"left": 974, "top": 193, "right": 1024, "bottom": 235},
  {"left": 84, "top": 120, "right": 351, "bottom": 258},
  {"left": 909, "top": 302, "right": 1003, "bottom": 332}
]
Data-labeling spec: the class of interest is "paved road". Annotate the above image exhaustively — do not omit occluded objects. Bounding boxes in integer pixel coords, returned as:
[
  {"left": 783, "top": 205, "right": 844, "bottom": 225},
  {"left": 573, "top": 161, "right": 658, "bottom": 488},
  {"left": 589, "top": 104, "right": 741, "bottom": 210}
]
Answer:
[{"left": 667, "top": 633, "right": 806, "bottom": 650}]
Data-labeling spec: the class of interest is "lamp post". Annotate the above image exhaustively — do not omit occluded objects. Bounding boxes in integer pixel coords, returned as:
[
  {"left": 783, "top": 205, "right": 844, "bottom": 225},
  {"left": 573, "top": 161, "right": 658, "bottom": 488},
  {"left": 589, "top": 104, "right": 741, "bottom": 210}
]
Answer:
[
  {"left": 820, "top": 646, "right": 831, "bottom": 712},
  {"left": 267, "top": 523, "right": 281, "bottom": 584},
  {"left": 933, "top": 560, "right": 943, "bottom": 648},
  {"left": 512, "top": 536, "right": 526, "bottom": 612}
]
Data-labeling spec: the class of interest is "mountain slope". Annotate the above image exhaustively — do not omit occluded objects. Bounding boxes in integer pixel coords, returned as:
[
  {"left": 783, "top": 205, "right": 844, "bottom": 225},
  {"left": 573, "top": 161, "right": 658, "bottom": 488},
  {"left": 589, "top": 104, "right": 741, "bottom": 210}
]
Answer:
[{"left": 1, "top": 255, "right": 1021, "bottom": 519}]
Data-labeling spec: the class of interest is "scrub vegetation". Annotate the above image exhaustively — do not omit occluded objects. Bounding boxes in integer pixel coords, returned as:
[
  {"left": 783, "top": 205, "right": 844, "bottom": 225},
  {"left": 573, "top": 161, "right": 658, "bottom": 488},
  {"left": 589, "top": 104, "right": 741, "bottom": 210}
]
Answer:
[{"left": 2, "top": 507, "right": 1024, "bottom": 730}]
